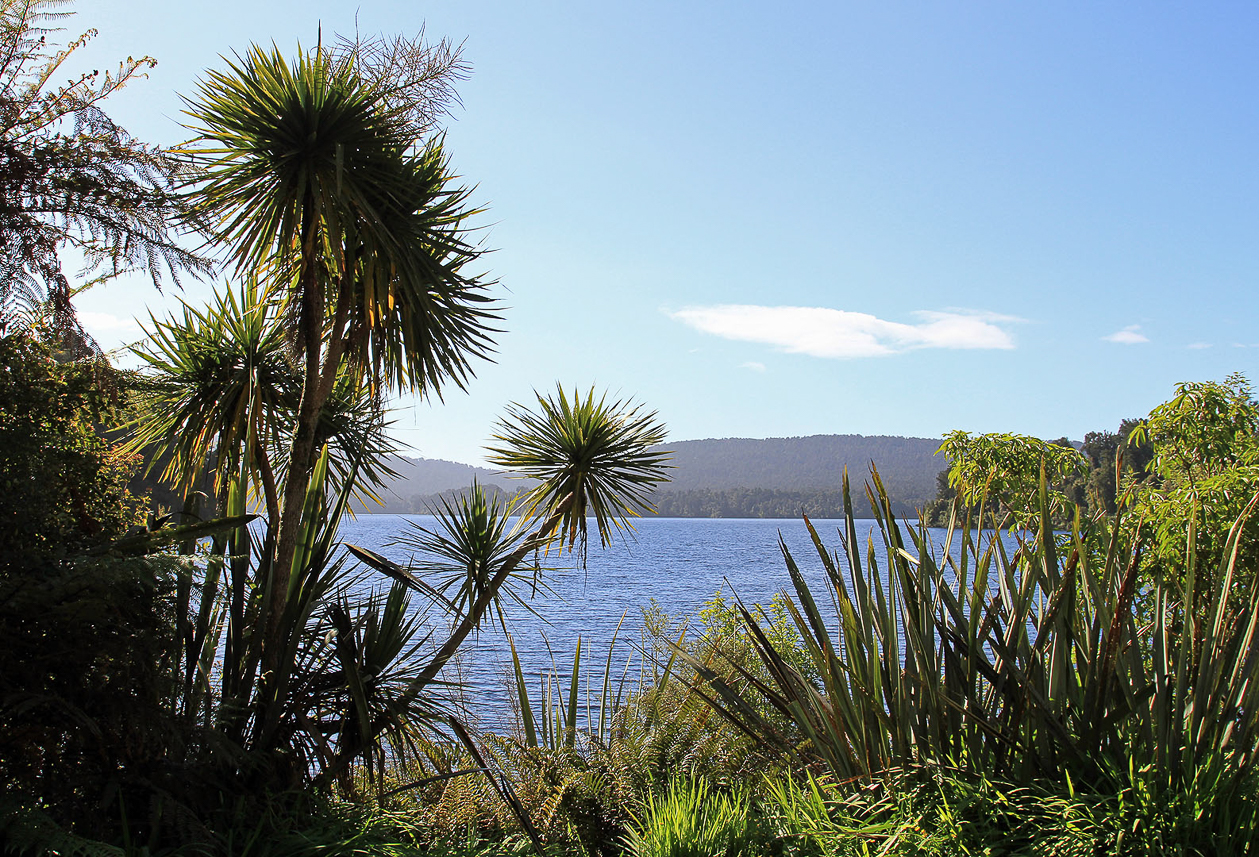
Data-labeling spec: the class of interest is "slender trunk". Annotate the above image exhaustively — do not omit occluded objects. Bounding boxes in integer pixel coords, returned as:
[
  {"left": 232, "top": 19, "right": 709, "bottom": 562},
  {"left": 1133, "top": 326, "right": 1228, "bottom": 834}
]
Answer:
[
  {"left": 261, "top": 206, "right": 326, "bottom": 696},
  {"left": 267, "top": 267, "right": 356, "bottom": 636},
  {"left": 407, "top": 497, "right": 573, "bottom": 695},
  {"left": 258, "top": 262, "right": 356, "bottom": 743},
  {"left": 265, "top": 344, "right": 323, "bottom": 652}
]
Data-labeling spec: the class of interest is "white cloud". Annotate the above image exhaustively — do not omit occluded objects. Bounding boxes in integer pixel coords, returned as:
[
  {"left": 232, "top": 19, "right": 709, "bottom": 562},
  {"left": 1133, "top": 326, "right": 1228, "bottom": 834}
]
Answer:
[
  {"left": 1187, "top": 342, "right": 1212, "bottom": 350},
  {"left": 667, "top": 305, "right": 1018, "bottom": 358},
  {"left": 79, "top": 311, "right": 141, "bottom": 335},
  {"left": 1103, "top": 324, "right": 1149, "bottom": 345},
  {"left": 739, "top": 361, "right": 767, "bottom": 372}
]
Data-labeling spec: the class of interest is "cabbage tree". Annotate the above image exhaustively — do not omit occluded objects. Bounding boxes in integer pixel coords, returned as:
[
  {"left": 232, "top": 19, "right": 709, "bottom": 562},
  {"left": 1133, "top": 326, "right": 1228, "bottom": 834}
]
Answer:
[{"left": 180, "top": 35, "right": 496, "bottom": 672}]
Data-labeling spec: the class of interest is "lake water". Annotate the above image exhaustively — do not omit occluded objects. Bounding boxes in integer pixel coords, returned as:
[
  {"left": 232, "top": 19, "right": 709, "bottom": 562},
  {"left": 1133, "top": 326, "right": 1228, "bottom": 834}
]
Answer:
[{"left": 335, "top": 514, "right": 943, "bottom": 730}]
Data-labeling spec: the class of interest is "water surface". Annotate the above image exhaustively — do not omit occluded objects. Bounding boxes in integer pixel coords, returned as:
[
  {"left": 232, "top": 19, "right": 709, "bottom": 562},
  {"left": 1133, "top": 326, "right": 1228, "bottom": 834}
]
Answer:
[{"left": 336, "top": 515, "right": 937, "bottom": 729}]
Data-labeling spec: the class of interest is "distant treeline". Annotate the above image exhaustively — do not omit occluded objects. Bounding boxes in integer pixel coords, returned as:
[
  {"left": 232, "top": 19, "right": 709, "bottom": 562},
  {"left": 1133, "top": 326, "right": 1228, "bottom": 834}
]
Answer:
[
  {"left": 657, "top": 435, "right": 942, "bottom": 504},
  {"left": 643, "top": 486, "right": 915, "bottom": 519},
  {"left": 366, "top": 484, "right": 917, "bottom": 520},
  {"left": 366, "top": 484, "right": 525, "bottom": 515}
]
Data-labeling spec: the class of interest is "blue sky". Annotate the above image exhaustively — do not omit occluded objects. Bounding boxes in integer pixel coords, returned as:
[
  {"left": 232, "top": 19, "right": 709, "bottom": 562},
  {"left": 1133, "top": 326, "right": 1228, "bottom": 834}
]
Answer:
[{"left": 73, "top": 1, "right": 1259, "bottom": 465}]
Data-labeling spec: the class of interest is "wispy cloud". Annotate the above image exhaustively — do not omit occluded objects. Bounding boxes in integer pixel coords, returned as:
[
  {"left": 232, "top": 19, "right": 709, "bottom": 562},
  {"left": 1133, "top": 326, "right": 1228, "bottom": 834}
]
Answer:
[
  {"left": 1103, "top": 324, "right": 1149, "bottom": 345},
  {"left": 739, "top": 360, "right": 766, "bottom": 372},
  {"left": 79, "top": 312, "right": 141, "bottom": 338},
  {"left": 1187, "top": 342, "right": 1212, "bottom": 350},
  {"left": 667, "top": 305, "right": 1018, "bottom": 359},
  {"left": 79, "top": 311, "right": 136, "bottom": 330}
]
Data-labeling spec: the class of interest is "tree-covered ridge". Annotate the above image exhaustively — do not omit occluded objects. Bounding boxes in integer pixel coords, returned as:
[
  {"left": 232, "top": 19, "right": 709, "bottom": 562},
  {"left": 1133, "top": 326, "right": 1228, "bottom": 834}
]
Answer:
[
  {"left": 383, "top": 484, "right": 914, "bottom": 519},
  {"left": 371, "top": 434, "right": 945, "bottom": 516},
  {"left": 650, "top": 434, "right": 944, "bottom": 501},
  {"left": 646, "top": 486, "right": 915, "bottom": 519}
]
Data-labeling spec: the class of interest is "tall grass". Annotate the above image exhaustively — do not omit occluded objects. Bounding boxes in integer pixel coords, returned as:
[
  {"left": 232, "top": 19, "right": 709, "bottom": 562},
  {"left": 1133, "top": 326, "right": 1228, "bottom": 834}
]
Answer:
[{"left": 621, "top": 777, "right": 757, "bottom": 857}]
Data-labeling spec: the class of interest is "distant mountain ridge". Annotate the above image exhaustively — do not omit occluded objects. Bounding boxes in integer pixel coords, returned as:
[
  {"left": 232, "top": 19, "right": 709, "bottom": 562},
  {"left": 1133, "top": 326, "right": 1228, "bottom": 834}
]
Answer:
[
  {"left": 383, "top": 455, "right": 505, "bottom": 496},
  {"left": 368, "top": 434, "right": 947, "bottom": 518},
  {"left": 654, "top": 434, "right": 944, "bottom": 500}
]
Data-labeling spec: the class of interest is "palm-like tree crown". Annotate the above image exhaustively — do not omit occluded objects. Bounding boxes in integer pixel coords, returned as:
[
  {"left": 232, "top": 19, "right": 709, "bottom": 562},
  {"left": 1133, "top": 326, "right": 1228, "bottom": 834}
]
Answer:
[
  {"left": 129, "top": 278, "right": 293, "bottom": 501},
  {"left": 487, "top": 385, "right": 672, "bottom": 558},
  {"left": 181, "top": 41, "right": 496, "bottom": 395}
]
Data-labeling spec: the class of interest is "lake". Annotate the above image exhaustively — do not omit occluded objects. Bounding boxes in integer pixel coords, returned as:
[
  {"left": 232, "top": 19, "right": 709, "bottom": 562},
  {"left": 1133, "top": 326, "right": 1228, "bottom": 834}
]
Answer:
[{"left": 336, "top": 514, "right": 941, "bottom": 730}]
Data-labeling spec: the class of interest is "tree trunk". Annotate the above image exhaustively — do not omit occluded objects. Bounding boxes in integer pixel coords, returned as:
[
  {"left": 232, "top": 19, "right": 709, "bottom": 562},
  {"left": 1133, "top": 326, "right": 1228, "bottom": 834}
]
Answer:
[
  {"left": 258, "top": 259, "right": 357, "bottom": 740},
  {"left": 257, "top": 208, "right": 326, "bottom": 715}
]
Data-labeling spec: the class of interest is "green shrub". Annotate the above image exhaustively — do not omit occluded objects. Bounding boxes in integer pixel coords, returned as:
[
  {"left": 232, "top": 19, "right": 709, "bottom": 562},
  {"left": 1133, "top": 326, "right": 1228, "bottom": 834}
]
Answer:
[
  {"left": 0, "top": 329, "right": 144, "bottom": 571},
  {"left": 622, "top": 777, "right": 759, "bottom": 857}
]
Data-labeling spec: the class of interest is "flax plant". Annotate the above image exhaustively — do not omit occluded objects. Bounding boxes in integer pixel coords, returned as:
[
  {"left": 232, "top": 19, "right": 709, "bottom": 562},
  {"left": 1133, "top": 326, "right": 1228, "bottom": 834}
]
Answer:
[{"left": 680, "top": 467, "right": 1259, "bottom": 849}]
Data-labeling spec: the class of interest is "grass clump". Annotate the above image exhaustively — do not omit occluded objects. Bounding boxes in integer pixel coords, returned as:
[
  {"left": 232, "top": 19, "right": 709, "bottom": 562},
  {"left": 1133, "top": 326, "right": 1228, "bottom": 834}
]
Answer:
[{"left": 622, "top": 777, "right": 759, "bottom": 857}]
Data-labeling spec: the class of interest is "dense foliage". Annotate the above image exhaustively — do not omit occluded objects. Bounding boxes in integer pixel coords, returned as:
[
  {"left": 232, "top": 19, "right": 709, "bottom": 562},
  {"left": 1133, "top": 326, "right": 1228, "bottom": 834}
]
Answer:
[
  {"left": 921, "top": 420, "right": 1155, "bottom": 527},
  {"left": 1131, "top": 374, "right": 1259, "bottom": 596},
  {"left": 0, "top": 325, "right": 182, "bottom": 837},
  {"left": 0, "top": 326, "right": 142, "bottom": 567}
]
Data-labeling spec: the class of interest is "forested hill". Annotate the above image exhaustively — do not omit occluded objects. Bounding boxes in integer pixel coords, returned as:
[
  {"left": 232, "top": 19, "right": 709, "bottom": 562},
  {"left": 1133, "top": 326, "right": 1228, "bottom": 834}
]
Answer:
[
  {"left": 384, "top": 456, "right": 503, "bottom": 496},
  {"left": 356, "top": 457, "right": 512, "bottom": 513},
  {"left": 653, "top": 435, "right": 944, "bottom": 499},
  {"left": 367, "top": 435, "right": 947, "bottom": 518}
]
